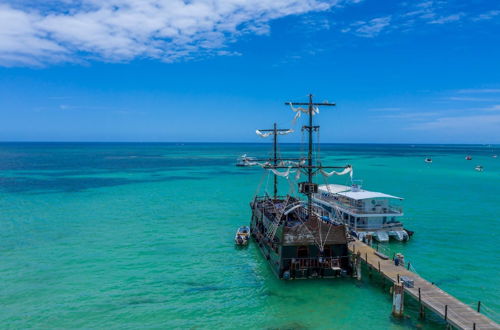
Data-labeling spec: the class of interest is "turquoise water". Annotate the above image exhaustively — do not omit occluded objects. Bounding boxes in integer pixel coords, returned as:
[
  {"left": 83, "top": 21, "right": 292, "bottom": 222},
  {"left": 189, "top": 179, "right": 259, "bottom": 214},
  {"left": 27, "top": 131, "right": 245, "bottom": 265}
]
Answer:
[{"left": 0, "top": 143, "right": 499, "bottom": 329}]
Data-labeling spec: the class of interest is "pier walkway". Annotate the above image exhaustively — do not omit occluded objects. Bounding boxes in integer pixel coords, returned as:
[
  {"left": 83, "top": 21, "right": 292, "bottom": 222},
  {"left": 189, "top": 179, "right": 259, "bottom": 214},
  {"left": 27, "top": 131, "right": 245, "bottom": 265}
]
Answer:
[{"left": 348, "top": 240, "right": 499, "bottom": 330}]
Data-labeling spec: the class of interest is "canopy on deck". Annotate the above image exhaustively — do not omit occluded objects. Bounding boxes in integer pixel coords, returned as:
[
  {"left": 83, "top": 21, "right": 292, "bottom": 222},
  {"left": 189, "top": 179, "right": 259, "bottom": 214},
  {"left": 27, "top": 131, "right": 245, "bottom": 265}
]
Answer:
[{"left": 318, "top": 184, "right": 403, "bottom": 201}]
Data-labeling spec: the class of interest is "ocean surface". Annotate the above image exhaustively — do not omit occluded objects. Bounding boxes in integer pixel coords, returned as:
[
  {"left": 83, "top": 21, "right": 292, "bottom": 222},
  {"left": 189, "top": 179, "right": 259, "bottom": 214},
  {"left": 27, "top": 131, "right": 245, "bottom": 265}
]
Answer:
[{"left": 0, "top": 143, "right": 499, "bottom": 329}]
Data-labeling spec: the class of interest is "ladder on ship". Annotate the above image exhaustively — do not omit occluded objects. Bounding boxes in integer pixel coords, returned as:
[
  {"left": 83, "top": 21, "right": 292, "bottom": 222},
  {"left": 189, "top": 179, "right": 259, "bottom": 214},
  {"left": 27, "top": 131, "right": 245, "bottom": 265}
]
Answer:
[{"left": 265, "top": 195, "right": 292, "bottom": 241}]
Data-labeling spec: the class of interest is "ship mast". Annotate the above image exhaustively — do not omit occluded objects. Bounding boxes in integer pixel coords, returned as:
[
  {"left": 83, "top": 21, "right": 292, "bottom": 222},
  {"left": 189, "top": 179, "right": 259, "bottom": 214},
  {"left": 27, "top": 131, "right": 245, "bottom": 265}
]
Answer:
[
  {"left": 285, "top": 94, "right": 336, "bottom": 220},
  {"left": 256, "top": 123, "right": 290, "bottom": 198}
]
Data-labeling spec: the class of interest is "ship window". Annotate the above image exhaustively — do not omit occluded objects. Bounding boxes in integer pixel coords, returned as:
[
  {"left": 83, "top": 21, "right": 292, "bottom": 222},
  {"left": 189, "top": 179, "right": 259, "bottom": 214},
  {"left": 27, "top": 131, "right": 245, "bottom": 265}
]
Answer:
[{"left": 297, "top": 246, "right": 309, "bottom": 258}]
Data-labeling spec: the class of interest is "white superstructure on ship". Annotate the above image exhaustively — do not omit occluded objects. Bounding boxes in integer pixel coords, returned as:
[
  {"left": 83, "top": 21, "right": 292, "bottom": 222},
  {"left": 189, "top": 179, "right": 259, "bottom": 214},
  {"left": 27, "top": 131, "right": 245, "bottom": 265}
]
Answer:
[{"left": 312, "top": 183, "right": 411, "bottom": 242}]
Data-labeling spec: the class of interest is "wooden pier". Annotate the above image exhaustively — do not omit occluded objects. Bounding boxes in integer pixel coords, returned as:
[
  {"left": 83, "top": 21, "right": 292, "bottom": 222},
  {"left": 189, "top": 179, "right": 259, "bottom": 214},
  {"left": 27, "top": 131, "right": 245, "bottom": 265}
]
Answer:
[{"left": 349, "top": 240, "right": 499, "bottom": 330}]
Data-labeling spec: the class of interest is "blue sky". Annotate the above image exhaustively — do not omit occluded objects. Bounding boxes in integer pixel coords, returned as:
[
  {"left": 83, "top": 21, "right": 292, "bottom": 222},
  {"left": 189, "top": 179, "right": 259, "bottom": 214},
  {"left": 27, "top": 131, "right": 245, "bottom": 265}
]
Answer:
[{"left": 0, "top": 0, "right": 499, "bottom": 143}]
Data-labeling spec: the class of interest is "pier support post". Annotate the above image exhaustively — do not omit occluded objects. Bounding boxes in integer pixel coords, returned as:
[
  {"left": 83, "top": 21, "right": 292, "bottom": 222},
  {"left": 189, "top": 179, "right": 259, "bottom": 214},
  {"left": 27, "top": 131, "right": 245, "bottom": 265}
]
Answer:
[
  {"left": 356, "top": 254, "right": 362, "bottom": 280},
  {"left": 418, "top": 288, "right": 425, "bottom": 319},
  {"left": 392, "top": 283, "right": 404, "bottom": 317}
]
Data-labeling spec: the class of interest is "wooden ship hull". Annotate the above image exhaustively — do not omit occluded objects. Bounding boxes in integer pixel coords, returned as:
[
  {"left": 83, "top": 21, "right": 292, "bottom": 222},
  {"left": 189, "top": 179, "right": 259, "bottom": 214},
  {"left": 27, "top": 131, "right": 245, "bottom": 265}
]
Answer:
[{"left": 250, "top": 195, "right": 351, "bottom": 279}]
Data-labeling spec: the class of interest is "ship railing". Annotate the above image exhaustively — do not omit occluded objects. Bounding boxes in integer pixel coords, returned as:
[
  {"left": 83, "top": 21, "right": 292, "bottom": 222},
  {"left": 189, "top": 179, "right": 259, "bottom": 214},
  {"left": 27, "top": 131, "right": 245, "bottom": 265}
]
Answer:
[
  {"left": 315, "top": 195, "right": 403, "bottom": 215},
  {"left": 354, "top": 223, "right": 404, "bottom": 230},
  {"left": 283, "top": 256, "right": 347, "bottom": 270},
  {"left": 382, "top": 223, "right": 405, "bottom": 229},
  {"left": 254, "top": 195, "right": 290, "bottom": 202}
]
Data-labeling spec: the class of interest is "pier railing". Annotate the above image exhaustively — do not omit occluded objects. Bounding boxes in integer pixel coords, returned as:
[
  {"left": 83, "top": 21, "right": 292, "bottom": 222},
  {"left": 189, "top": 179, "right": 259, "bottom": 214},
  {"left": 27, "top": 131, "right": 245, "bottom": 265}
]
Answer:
[{"left": 350, "top": 240, "right": 500, "bottom": 329}]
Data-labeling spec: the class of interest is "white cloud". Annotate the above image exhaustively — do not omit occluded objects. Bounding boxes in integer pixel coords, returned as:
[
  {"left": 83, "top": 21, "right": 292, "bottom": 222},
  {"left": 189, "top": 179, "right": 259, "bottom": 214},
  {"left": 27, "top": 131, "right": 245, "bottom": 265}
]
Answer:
[
  {"left": 472, "top": 10, "right": 500, "bottom": 21},
  {"left": 416, "top": 1, "right": 434, "bottom": 9},
  {"left": 340, "top": 0, "right": 475, "bottom": 38},
  {"left": 368, "top": 107, "right": 401, "bottom": 112},
  {"left": 0, "top": 0, "right": 343, "bottom": 66},
  {"left": 428, "top": 12, "right": 465, "bottom": 24},
  {"left": 457, "top": 88, "right": 500, "bottom": 94},
  {"left": 409, "top": 114, "right": 500, "bottom": 130},
  {"left": 380, "top": 111, "right": 440, "bottom": 119},
  {"left": 485, "top": 105, "right": 500, "bottom": 111},
  {"left": 0, "top": 5, "right": 70, "bottom": 66},
  {"left": 445, "top": 96, "right": 500, "bottom": 102},
  {"left": 342, "top": 16, "right": 392, "bottom": 37}
]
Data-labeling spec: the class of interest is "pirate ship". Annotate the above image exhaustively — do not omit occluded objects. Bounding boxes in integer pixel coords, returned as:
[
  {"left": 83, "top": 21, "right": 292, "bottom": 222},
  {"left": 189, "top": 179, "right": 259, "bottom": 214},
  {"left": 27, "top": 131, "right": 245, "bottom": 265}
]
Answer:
[{"left": 248, "top": 95, "right": 353, "bottom": 279}]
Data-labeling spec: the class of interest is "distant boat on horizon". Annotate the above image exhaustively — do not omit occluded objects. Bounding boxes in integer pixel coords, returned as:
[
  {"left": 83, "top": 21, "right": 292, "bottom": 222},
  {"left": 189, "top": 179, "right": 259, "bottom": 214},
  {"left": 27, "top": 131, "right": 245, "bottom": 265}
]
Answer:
[
  {"left": 424, "top": 157, "right": 432, "bottom": 163},
  {"left": 236, "top": 154, "right": 257, "bottom": 167},
  {"left": 466, "top": 155, "right": 472, "bottom": 160}
]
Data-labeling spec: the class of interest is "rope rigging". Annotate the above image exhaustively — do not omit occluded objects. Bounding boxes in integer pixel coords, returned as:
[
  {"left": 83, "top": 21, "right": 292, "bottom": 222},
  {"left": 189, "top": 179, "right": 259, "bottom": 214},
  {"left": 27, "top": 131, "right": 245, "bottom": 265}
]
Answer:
[{"left": 250, "top": 94, "right": 354, "bottom": 253}]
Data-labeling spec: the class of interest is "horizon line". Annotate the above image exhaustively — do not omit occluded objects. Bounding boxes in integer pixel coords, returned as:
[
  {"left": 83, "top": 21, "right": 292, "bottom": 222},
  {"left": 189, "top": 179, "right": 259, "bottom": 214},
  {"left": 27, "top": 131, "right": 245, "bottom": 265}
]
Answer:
[{"left": 0, "top": 141, "right": 498, "bottom": 146}]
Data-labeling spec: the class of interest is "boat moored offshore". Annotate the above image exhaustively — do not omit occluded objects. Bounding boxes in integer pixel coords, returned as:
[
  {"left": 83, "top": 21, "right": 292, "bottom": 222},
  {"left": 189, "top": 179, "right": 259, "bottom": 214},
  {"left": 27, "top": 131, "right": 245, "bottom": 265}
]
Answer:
[{"left": 236, "top": 154, "right": 257, "bottom": 167}]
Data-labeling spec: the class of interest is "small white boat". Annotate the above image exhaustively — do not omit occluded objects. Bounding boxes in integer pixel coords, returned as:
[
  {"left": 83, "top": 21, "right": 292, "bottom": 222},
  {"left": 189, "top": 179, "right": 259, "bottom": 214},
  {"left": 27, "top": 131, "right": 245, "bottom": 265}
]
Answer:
[
  {"left": 424, "top": 157, "right": 432, "bottom": 163},
  {"left": 475, "top": 165, "right": 484, "bottom": 172},
  {"left": 236, "top": 154, "right": 257, "bottom": 167},
  {"left": 493, "top": 155, "right": 498, "bottom": 158},
  {"left": 465, "top": 155, "right": 472, "bottom": 160},
  {"left": 235, "top": 226, "right": 250, "bottom": 245}
]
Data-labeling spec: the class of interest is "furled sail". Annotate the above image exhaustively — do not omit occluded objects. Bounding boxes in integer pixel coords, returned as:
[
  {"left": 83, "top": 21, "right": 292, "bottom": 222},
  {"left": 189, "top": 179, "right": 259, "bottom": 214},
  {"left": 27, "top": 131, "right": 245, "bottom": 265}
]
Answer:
[
  {"left": 268, "top": 166, "right": 295, "bottom": 178},
  {"left": 245, "top": 161, "right": 270, "bottom": 167},
  {"left": 255, "top": 129, "right": 294, "bottom": 138},
  {"left": 288, "top": 104, "right": 319, "bottom": 123},
  {"left": 279, "top": 159, "right": 305, "bottom": 167},
  {"left": 320, "top": 165, "right": 353, "bottom": 178}
]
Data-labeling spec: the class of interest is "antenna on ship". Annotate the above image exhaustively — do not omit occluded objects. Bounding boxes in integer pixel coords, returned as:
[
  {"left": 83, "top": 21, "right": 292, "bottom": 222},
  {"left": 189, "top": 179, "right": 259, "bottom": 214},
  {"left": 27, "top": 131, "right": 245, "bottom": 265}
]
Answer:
[
  {"left": 256, "top": 123, "right": 291, "bottom": 198},
  {"left": 285, "top": 94, "right": 336, "bottom": 221}
]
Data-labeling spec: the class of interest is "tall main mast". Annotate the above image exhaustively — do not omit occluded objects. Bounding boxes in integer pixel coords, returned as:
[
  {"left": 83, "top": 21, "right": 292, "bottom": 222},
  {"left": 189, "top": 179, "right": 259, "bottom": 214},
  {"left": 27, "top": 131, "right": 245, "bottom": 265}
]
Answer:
[
  {"left": 273, "top": 123, "right": 278, "bottom": 198},
  {"left": 285, "top": 94, "right": 336, "bottom": 220}
]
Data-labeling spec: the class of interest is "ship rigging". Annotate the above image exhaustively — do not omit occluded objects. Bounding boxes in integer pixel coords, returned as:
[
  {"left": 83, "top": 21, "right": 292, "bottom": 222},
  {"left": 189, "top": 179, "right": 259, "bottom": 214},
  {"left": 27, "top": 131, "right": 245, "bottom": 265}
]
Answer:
[{"left": 247, "top": 94, "right": 354, "bottom": 279}]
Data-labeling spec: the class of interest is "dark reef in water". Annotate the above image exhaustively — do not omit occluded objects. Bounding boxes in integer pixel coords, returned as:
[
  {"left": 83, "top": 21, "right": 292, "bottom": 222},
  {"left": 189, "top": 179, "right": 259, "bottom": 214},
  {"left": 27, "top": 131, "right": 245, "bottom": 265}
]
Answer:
[{"left": 0, "top": 175, "right": 197, "bottom": 194}]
